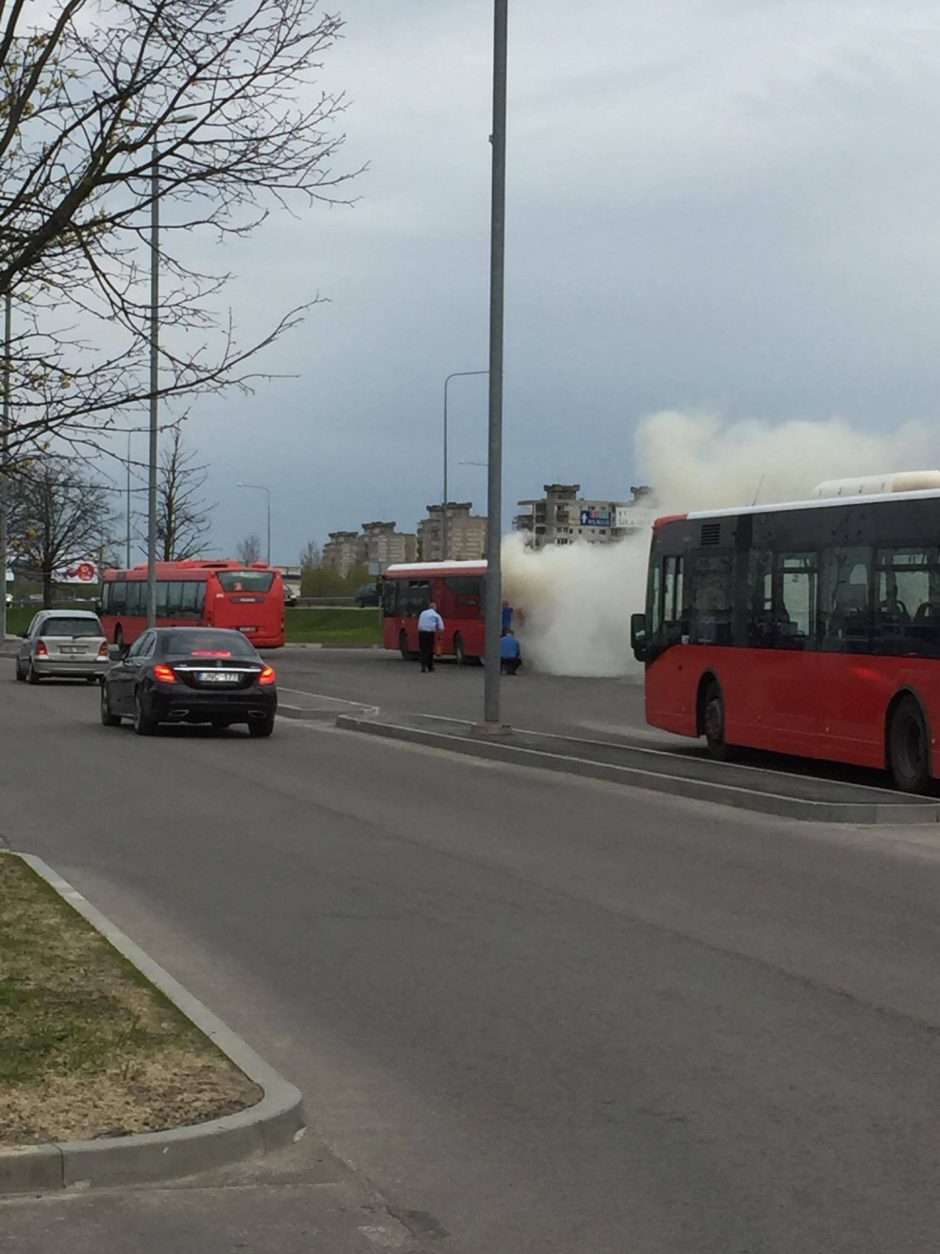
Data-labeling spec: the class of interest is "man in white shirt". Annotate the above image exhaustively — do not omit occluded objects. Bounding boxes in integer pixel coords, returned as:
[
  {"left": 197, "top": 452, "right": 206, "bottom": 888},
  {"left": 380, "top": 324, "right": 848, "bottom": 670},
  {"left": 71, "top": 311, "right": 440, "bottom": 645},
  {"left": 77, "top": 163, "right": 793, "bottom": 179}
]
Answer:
[{"left": 417, "top": 602, "right": 445, "bottom": 673}]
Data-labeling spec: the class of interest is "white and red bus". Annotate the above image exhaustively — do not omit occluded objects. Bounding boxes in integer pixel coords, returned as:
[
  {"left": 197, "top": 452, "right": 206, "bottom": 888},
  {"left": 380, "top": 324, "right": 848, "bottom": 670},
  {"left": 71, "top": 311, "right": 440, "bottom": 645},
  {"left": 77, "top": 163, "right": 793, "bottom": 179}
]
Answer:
[
  {"left": 100, "top": 560, "right": 285, "bottom": 651},
  {"left": 381, "top": 561, "right": 486, "bottom": 664},
  {"left": 631, "top": 475, "right": 940, "bottom": 792}
]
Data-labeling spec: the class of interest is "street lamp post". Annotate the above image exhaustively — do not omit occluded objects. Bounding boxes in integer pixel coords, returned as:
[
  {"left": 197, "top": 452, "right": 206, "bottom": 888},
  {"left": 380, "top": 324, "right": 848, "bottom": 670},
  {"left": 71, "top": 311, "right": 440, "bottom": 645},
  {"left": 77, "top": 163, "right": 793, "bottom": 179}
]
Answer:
[
  {"left": 0, "top": 291, "right": 10, "bottom": 643},
  {"left": 481, "top": 0, "right": 508, "bottom": 732},
  {"left": 237, "top": 483, "right": 271, "bottom": 565},
  {"left": 146, "top": 118, "right": 195, "bottom": 628},
  {"left": 146, "top": 141, "right": 160, "bottom": 628},
  {"left": 443, "top": 370, "right": 487, "bottom": 560}
]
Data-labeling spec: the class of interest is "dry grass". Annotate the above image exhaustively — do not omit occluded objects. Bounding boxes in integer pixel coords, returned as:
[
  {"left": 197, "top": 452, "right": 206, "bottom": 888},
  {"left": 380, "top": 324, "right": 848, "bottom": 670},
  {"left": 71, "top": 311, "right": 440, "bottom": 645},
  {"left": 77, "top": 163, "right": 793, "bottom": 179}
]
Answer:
[{"left": 0, "top": 854, "right": 261, "bottom": 1145}]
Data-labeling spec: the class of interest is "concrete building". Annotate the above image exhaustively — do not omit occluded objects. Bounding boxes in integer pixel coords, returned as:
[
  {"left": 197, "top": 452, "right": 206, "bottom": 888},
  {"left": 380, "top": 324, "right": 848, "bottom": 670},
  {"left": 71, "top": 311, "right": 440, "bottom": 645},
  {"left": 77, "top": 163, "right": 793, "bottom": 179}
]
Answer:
[
  {"left": 514, "top": 484, "right": 656, "bottom": 548},
  {"left": 360, "top": 521, "right": 418, "bottom": 572},
  {"left": 418, "top": 502, "right": 487, "bottom": 562},
  {"left": 322, "top": 530, "right": 362, "bottom": 579}
]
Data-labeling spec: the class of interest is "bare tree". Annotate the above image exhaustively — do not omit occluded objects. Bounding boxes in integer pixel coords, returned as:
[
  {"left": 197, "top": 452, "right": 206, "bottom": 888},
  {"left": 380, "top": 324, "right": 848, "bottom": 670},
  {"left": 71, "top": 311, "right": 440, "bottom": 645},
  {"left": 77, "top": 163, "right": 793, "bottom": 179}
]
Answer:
[
  {"left": 299, "top": 539, "right": 321, "bottom": 569},
  {"left": 157, "top": 428, "right": 213, "bottom": 560},
  {"left": 7, "top": 459, "right": 113, "bottom": 606},
  {"left": 0, "top": 0, "right": 357, "bottom": 466},
  {"left": 237, "top": 533, "right": 262, "bottom": 565}
]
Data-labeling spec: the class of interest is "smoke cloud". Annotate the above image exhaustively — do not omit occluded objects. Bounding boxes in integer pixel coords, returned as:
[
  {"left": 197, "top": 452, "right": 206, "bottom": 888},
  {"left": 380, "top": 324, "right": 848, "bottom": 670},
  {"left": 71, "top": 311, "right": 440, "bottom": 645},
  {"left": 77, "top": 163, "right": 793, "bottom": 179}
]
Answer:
[{"left": 503, "top": 410, "right": 936, "bottom": 677}]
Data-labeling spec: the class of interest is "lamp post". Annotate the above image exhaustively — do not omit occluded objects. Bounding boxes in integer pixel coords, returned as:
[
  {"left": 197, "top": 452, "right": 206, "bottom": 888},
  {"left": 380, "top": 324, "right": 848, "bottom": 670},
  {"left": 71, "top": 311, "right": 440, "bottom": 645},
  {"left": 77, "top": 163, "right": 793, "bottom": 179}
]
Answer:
[
  {"left": 237, "top": 483, "right": 271, "bottom": 564},
  {"left": 146, "top": 118, "right": 195, "bottom": 628},
  {"left": 0, "top": 291, "right": 10, "bottom": 643},
  {"left": 443, "top": 370, "right": 487, "bottom": 560},
  {"left": 146, "top": 140, "right": 160, "bottom": 627},
  {"left": 481, "top": 0, "right": 508, "bottom": 732}
]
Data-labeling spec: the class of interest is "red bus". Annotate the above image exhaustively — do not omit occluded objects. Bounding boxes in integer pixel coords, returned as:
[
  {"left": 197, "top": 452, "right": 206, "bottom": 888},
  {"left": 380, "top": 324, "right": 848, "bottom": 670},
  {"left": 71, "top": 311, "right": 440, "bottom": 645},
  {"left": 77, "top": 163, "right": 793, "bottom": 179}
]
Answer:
[
  {"left": 382, "top": 561, "right": 486, "bottom": 664},
  {"left": 631, "top": 480, "right": 940, "bottom": 792},
  {"left": 100, "top": 560, "right": 285, "bottom": 651}
]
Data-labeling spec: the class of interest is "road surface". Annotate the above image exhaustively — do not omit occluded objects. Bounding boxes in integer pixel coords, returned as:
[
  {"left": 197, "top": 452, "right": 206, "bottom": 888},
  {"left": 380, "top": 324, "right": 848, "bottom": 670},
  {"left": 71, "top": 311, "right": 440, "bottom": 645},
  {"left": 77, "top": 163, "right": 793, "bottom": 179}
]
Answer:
[{"left": 2, "top": 672, "right": 939, "bottom": 1252}]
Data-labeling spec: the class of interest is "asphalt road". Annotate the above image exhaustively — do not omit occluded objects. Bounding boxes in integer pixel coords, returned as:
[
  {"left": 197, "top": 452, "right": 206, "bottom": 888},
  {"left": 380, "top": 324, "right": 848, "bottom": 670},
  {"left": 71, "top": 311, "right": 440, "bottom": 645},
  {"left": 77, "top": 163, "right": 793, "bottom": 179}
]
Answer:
[
  {"left": 271, "top": 645, "right": 657, "bottom": 742},
  {"left": 3, "top": 669, "right": 940, "bottom": 1252}
]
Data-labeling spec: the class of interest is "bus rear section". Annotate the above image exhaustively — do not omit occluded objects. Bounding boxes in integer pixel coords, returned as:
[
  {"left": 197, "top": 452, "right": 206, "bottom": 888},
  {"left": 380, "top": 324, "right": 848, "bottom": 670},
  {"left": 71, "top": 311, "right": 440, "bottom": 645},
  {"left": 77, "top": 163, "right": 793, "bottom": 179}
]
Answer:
[
  {"left": 100, "top": 561, "right": 285, "bottom": 650},
  {"left": 382, "top": 562, "right": 486, "bottom": 664},
  {"left": 205, "top": 565, "right": 285, "bottom": 648},
  {"left": 631, "top": 485, "right": 940, "bottom": 792}
]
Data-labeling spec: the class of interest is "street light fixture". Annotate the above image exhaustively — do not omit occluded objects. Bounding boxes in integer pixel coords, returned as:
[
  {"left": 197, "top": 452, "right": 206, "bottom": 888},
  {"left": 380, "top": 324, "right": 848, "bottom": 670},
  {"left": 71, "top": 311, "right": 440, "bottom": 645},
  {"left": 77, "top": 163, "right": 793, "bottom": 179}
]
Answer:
[
  {"left": 443, "top": 370, "right": 487, "bottom": 560},
  {"left": 237, "top": 483, "right": 271, "bottom": 565}
]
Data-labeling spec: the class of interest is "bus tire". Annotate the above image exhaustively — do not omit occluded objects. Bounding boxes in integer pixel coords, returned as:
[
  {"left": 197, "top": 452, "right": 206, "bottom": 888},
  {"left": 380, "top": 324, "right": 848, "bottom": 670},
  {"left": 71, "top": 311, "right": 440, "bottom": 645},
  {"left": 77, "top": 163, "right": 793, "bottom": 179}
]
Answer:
[
  {"left": 701, "top": 680, "right": 730, "bottom": 761},
  {"left": 888, "top": 695, "right": 930, "bottom": 793},
  {"left": 454, "top": 634, "right": 466, "bottom": 665}
]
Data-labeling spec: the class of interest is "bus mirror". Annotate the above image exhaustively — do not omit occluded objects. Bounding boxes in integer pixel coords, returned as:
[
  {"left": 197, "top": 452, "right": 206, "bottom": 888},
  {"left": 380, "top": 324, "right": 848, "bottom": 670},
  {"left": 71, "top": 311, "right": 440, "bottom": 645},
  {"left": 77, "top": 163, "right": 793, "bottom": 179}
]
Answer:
[{"left": 630, "top": 612, "right": 647, "bottom": 661}]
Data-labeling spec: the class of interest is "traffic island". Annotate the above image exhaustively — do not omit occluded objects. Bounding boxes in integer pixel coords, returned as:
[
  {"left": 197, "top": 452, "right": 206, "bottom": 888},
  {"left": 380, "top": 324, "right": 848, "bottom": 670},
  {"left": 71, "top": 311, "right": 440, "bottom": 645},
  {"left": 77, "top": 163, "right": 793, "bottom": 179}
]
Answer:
[
  {"left": 0, "top": 853, "right": 303, "bottom": 1194},
  {"left": 335, "top": 711, "right": 940, "bottom": 825}
]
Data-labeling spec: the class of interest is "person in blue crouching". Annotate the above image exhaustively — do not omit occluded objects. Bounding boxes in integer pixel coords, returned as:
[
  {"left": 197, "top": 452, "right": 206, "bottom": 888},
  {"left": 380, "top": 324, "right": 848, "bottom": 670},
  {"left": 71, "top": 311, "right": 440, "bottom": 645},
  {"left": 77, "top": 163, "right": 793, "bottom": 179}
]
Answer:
[{"left": 499, "top": 629, "right": 522, "bottom": 675}]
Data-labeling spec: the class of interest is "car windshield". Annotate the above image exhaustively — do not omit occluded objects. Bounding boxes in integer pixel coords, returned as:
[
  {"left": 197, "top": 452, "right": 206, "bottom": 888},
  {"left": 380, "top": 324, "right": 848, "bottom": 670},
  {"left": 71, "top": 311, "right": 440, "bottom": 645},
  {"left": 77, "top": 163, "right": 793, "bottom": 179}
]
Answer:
[
  {"left": 158, "top": 630, "right": 258, "bottom": 659},
  {"left": 216, "top": 571, "right": 274, "bottom": 593},
  {"left": 40, "top": 617, "right": 103, "bottom": 637}
]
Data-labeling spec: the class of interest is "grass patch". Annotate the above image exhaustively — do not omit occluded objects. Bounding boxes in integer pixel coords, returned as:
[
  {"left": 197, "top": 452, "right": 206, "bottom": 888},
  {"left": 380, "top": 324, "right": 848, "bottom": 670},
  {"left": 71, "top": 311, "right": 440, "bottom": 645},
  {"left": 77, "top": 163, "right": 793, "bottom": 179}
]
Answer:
[
  {"left": 5, "top": 603, "right": 94, "bottom": 637},
  {"left": 0, "top": 854, "right": 260, "bottom": 1145},
  {"left": 285, "top": 606, "right": 381, "bottom": 647}
]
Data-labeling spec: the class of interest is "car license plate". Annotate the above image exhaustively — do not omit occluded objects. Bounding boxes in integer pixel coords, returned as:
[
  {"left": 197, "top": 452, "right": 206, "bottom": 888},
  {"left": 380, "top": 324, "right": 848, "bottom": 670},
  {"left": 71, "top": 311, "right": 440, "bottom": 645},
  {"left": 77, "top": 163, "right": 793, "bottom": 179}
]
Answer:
[
  {"left": 60, "top": 645, "right": 83, "bottom": 654},
  {"left": 197, "top": 671, "right": 239, "bottom": 683}
]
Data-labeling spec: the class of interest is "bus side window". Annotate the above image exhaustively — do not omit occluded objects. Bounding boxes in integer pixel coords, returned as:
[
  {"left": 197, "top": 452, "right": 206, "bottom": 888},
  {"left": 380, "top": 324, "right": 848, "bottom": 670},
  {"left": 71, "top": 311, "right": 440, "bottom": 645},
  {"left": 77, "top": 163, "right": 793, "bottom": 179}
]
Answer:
[
  {"left": 125, "top": 582, "right": 142, "bottom": 616},
  {"left": 690, "top": 554, "right": 732, "bottom": 646},
  {"left": 648, "top": 560, "right": 662, "bottom": 641},
  {"left": 821, "top": 548, "right": 871, "bottom": 653},
  {"left": 382, "top": 580, "right": 399, "bottom": 616},
  {"left": 406, "top": 580, "right": 430, "bottom": 617},
  {"left": 776, "top": 553, "right": 817, "bottom": 649}
]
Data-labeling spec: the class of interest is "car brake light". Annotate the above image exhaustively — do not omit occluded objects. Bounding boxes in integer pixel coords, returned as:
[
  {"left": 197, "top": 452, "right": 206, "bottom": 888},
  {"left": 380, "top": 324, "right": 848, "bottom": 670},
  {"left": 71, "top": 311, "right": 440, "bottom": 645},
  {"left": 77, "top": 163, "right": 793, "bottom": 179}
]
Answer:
[
  {"left": 98, "top": 642, "right": 109, "bottom": 658},
  {"left": 36, "top": 641, "right": 48, "bottom": 656},
  {"left": 153, "top": 663, "right": 177, "bottom": 684},
  {"left": 259, "top": 666, "right": 276, "bottom": 685}
]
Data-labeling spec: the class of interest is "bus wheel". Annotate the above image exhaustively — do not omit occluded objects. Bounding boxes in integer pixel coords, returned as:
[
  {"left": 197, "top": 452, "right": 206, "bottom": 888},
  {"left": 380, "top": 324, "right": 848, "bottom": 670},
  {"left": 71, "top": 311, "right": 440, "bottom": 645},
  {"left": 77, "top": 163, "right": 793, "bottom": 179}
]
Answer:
[
  {"left": 888, "top": 696, "right": 930, "bottom": 793},
  {"left": 399, "top": 630, "right": 411, "bottom": 661},
  {"left": 702, "top": 682, "right": 730, "bottom": 761},
  {"left": 454, "top": 634, "right": 466, "bottom": 665}
]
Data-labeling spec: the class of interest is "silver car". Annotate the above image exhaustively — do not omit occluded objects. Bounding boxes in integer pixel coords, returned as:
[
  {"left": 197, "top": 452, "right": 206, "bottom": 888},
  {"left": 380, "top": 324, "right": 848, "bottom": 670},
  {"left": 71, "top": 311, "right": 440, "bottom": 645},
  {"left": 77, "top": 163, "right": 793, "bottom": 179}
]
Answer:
[{"left": 15, "top": 610, "right": 110, "bottom": 684}]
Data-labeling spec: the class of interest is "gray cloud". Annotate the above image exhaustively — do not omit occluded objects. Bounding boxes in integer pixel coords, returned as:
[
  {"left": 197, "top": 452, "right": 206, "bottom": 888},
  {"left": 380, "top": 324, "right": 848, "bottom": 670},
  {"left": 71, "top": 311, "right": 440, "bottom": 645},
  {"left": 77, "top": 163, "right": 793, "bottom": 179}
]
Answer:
[{"left": 141, "top": 0, "right": 940, "bottom": 562}]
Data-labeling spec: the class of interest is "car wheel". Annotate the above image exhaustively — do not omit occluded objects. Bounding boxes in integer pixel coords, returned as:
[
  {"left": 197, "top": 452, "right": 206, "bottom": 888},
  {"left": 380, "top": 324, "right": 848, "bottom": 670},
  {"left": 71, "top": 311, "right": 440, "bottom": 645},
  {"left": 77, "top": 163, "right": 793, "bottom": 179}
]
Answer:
[
  {"left": 889, "top": 695, "right": 930, "bottom": 793},
  {"left": 248, "top": 714, "right": 275, "bottom": 738},
  {"left": 100, "top": 684, "right": 122, "bottom": 727},
  {"left": 702, "top": 681, "right": 731, "bottom": 761},
  {"left": 133, "top": 690, "right": 158, "bottom": 736},
  {"left": 27, "top": 660, "right": 41, "bottom": 685},
  {"left": 15, "top": 660, "right": 24, "bottom": 682}
]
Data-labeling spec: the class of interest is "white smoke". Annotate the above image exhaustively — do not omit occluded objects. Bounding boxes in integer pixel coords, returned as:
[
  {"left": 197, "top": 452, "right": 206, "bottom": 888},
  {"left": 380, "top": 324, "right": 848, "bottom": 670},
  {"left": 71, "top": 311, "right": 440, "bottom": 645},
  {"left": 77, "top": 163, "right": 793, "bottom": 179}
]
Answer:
[{"left": 503, "top": 410, "right": 936, "bottom": 677}]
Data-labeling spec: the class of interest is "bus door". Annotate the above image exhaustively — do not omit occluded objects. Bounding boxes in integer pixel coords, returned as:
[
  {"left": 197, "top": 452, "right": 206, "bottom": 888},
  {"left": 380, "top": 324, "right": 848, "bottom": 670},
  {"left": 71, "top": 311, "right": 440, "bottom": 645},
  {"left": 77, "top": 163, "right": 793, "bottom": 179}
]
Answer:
[{"left": 739, "top": 550, "right": 819, "bottom": 754}]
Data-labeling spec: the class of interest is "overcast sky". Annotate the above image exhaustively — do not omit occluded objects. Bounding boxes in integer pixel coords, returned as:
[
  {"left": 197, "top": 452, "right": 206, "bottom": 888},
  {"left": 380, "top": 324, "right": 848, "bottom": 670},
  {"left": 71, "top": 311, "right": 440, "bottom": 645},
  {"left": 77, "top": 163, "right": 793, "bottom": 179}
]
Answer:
[{"left": 142, "top": 0, "right": 940, "bottom": 564}]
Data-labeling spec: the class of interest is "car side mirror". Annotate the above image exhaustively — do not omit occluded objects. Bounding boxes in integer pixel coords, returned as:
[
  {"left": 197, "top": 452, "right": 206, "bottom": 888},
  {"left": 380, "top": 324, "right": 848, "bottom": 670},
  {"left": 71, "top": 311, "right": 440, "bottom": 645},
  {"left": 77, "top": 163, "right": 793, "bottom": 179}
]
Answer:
[{"left": 630, "top": 612, "right": 647, "bottom": 662}]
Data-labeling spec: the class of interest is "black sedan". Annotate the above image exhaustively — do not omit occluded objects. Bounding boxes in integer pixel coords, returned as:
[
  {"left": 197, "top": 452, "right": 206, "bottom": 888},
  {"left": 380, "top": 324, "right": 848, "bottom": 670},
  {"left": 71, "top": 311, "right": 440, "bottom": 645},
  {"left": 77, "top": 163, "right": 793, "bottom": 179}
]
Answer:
[{"left": 100, "top": 627, "right": 277, "bottom": 737}]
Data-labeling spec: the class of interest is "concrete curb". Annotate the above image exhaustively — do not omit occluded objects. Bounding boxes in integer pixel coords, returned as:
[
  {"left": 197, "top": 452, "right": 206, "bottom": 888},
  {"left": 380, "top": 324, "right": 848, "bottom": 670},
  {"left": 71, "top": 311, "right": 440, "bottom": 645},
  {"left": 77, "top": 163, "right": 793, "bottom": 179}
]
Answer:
[
  {"left": 0, "top": 854, "right": 304, "bottom": 1196},
  {"left": 334, "top": 715, "right": 940, "bottom": 826}
]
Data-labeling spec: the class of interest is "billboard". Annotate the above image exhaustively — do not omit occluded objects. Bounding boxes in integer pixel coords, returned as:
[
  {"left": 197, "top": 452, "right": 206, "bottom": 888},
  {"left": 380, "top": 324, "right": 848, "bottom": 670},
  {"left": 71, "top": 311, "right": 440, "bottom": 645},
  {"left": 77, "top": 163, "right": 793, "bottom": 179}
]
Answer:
[
  {"left": 52, "top": 560, "right": 99, "bottom": 584},
  {"left": 579, "top": 506, "right": 613, "bottom": 528}
]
